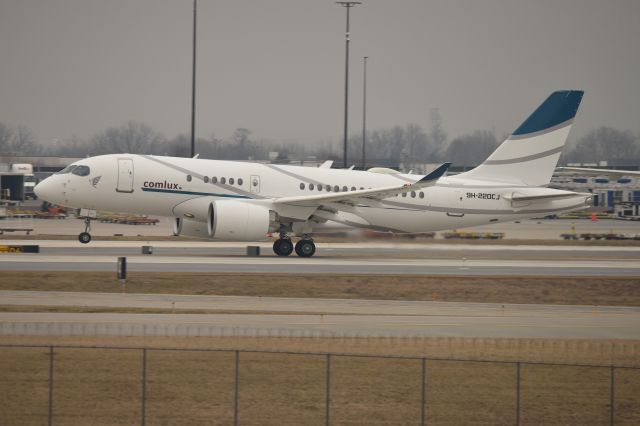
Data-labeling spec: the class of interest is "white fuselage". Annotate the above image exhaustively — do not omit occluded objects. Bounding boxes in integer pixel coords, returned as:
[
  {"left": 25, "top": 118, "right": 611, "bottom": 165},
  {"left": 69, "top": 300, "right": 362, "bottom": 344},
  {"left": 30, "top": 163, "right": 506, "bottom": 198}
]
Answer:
[{"left": 35, "top": 154, "right": 589, "bottom": 236}]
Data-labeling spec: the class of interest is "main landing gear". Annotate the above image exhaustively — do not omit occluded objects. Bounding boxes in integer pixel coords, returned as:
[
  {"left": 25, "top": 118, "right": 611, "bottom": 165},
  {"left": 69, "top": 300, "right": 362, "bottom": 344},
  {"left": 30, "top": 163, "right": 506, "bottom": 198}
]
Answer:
[
  {"left": 78, "top": 217, "right": 92, "bottom": 244},
  {"left": 272, "top": 236, "right": 316, "bottom": 258}
]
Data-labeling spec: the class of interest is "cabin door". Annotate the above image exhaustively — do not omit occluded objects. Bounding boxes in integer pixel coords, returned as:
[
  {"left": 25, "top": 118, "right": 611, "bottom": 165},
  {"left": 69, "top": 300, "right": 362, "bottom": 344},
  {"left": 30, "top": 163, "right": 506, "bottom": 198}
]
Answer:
[
  {"left": 250, "top": 175, "right": 260, "bottom": 194},
  {"left": 116, "top": 158, "right": 134, "bottom": 193}
]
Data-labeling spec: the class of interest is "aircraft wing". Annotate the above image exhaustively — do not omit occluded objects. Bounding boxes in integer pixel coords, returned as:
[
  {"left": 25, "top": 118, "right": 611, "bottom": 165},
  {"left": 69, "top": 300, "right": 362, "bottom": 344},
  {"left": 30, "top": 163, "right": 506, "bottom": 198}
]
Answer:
[
  {"left": 274, "top": 163, "right": 451, "bottom": 207},
  {"left": 556, "top": 167, "right": 640, "bottom": 177}
]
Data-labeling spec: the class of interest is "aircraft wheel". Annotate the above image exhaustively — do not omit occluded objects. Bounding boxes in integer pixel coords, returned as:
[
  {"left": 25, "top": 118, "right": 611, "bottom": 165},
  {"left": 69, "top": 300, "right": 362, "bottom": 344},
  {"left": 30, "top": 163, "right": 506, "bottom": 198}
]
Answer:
[
  {"left": 295, "top": 239, "right": 316, "bottom": 258},
  {"left": 273, "top": 238, "right": 293, "bottom": 256},
  {"left": 78, "top": 232, "right": 92, "bottom": 244}
]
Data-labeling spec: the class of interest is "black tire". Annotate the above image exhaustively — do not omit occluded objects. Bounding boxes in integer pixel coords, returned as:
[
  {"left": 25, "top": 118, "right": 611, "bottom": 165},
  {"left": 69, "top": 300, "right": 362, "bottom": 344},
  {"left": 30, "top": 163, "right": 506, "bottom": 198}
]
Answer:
[
  {"left": 273, "top": 238, "right": 293, "bottom": 256},
  {"left": 78, "top": 232, "right": 92, "bottom": 244},
  {"left": 295, "top": 240, "right": 316, "bottom": 258}
]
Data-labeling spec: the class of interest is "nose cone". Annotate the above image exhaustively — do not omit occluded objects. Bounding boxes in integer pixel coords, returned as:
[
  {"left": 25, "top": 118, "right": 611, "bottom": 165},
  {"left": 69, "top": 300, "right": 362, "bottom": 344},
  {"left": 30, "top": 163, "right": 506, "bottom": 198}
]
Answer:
[{"left": 34, "top": 177, "right": 54, "bottom": 201}]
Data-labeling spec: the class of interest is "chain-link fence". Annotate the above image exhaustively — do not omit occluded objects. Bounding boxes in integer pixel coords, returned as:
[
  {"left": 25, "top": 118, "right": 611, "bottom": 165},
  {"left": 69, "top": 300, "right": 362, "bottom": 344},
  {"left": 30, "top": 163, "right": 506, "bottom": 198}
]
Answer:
[{"left": 1, "top": 344, "right": 639, "bottom": 426}]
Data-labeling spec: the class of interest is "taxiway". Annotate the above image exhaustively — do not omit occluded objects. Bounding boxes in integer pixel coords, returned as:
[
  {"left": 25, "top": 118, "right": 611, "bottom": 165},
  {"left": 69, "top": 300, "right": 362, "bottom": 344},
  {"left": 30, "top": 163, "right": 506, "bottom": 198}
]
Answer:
[{"left": 1, "top": 291, "right": 639, "bottom": 339}]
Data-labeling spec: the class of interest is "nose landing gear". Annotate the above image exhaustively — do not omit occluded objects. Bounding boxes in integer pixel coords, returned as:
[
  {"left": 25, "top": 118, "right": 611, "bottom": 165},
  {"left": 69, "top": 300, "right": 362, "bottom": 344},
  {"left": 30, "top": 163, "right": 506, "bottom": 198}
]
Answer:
[{"left": 78, "top": 217, "right": 92, "bottom": 244}]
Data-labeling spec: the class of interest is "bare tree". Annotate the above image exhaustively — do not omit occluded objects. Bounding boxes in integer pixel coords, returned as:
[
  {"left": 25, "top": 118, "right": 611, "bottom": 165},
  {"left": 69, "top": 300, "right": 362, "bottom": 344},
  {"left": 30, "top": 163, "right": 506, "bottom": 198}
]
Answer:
[
  {"left": 445, "top": 130, "right": 498, "bottom": 166},
  {"left": 91, "top": 121, "right": 163, "bottom": 154},
  {"left": 0, "top": 122, "right": 13, "bottom": 153},
  {"left": 429, "top": 108, "right": 447, "bottom": 160},
  {"left": 565, "top": 126, "right": 639, "bottom": 163},
  {"left": 9, "top": 125, "right": 39, "bottom": 155}
]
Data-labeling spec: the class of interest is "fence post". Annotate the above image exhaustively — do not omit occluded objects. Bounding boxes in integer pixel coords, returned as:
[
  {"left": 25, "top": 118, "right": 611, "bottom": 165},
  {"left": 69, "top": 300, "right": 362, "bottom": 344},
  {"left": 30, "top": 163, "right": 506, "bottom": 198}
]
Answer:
[
  {"left": 515, "top": 362, "right": 521, "bottom": 426},
  {"left": 421, "top": 358, "right": 426, "bottom": 426},
  {"left": 610, "top": 366, "right": 615, "bottom": 426},
  {"left": 233, "top": 350, "right": 239, "bottom": 426},
  {"left": 141, "top": 348, "right": 147, "bottom": 426},
  {"left": 325, "top": 354, "right": 331, "bottom": 426},
  {"left": 48, "top": 346, "right": 54, "bottom": 426}
]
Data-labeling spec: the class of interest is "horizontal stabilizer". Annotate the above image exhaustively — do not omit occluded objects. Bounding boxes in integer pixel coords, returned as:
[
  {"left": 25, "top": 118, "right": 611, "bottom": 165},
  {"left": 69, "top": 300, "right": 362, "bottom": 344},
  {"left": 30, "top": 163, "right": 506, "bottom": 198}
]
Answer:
[
  {"left": 504, "top": 191, "right": 590, "bottom": 202},
  {"left": 556, "top": 167, "right": 640, "bottom": 177}
]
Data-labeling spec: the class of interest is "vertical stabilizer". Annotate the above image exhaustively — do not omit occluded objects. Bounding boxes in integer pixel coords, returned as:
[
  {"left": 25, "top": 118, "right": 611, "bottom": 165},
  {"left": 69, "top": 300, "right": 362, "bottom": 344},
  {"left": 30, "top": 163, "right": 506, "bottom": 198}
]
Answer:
[{"left": 459, "top": 90, "right": 584, "bottom": 186}]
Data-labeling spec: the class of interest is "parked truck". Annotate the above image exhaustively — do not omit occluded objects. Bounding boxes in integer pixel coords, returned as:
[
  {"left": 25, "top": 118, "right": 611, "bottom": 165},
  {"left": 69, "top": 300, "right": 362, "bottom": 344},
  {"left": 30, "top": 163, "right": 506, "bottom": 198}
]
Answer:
[{"left": 9, "top": 163, "right": 36, "bottom": 200}]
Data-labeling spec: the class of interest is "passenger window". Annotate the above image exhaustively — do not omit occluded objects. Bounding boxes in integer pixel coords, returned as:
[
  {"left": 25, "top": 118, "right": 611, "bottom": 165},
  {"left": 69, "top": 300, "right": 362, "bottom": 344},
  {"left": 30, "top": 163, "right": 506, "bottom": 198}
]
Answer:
[
  {"left": 203, "top": 176, "right": 209, "bottom": 183},
  {"left": 186, "top": 174, "right": 192, "bottom": 182},
  {"left": 419, "top": 192, "right": 424, "bottom": 199},
  {"left": 351, "top": 187, "right": 356, "bottom": 191},
  {"left": 300, "top": 183, "right": 305, "bottom": 190},
  {"left": 238, "top": 178, "right": 243, "bottom": 185},
  {"left": 326, "top": 185, "right": 331, "bottom": 192},
  {"left": 318, "top": 185, "right": 323, "bottom": 191},
  {"left": 212, "top": 177, "right": 217, "bottom": 184},
  {"left": 360, "top": 187, "right": 364, "bottom": 190},
  {"left": 411, "top": 191, "right": 416, "bottom": 198},
  {"left": 402, "top": 192, "right": 407, "bottom": 197},
  {"left": 229, "top": 178, "right": 235, "bottom": 185},
  {"left": 221, "top": 177, "right": 226, "bottom": 184},
  {"left": 71, "top": 165, "right": 90, "bottom": 176},
  {"left": 309, "top": 183, "right": 315, "bottom": 190},
  {"left": 343, "top": 186, "right": 348, "bottom": 192},
  {"left": 334, "top": 185, "right": 340, "bottom": 192}
]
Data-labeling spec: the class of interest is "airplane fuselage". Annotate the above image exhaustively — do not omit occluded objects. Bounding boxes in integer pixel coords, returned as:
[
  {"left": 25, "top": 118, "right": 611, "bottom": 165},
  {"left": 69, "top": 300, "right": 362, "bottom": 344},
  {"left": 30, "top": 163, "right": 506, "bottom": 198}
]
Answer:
[{"left": 36, "top": 153, "right": 589, "bottom": 235}]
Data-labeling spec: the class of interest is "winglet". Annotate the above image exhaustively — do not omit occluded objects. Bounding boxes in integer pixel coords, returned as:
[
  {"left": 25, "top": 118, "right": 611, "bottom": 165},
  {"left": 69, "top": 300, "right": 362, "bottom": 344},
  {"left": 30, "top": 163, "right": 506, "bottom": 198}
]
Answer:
[{"left": 419, "top": 162, "right": 451, "bottom": 183}]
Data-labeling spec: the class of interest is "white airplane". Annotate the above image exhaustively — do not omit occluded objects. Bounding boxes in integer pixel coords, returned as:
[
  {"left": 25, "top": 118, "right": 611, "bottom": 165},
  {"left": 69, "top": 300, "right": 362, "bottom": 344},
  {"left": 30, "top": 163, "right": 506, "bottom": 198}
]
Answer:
[{"left": 35, "top": 90, "right": 591, "bottom": 257}]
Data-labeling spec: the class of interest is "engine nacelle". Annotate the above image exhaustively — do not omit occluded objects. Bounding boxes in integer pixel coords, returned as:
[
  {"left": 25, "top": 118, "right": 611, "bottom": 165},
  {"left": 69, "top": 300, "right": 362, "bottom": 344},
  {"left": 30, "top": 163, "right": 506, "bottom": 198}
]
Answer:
[
  {"left": 172, "top": 199, "right": 274, "bottom": 241},
  {"left": 211, "top": 200, "right": 273, "bottom": 241},
  {"left": 173, "top": 217, "right": 212, "bottom": 239}
]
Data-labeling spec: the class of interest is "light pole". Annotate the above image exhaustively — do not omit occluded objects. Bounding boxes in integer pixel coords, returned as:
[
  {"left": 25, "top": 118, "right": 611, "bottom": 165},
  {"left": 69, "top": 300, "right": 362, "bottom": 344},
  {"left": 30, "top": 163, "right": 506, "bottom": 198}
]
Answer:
[
  {"left": 190, "top": 0, "right": 197, "bottom": 158},
  {"left": 336, "top": 1, "right": 361, "bottom": 169},
  {"left": 361, "top": 56, "right": 368, "bottom": 169}
]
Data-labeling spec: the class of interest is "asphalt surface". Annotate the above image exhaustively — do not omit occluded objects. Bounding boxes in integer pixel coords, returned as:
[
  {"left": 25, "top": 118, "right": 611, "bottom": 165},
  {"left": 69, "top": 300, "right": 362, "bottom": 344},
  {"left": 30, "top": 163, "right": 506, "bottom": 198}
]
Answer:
[
  {"left": 2, "top": 216, "right": 639, "bottom": 239},
  {"left": 0, "top": 241, "right": 638, "bottom": 276},
  {"left": 1, "top": 291, "right": 638, "bottom": 339}
]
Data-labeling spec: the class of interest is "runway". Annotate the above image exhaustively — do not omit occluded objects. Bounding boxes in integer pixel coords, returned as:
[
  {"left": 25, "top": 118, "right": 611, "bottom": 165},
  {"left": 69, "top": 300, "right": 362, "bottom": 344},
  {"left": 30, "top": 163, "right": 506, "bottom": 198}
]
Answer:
[
  {"left": 0, "top": 240, "right": 639, "bottom": 276},
  {"left": 1, "top": 291, "right": 639, "bottom": 339}
]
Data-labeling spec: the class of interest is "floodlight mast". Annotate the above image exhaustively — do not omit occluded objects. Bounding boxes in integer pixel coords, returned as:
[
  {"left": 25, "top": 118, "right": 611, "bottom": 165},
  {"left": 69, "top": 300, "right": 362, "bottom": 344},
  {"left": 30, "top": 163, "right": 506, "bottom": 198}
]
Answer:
[
  {"left": 190, "top": 0, "right": 197, "bottom": 158},
  {"left": 336, "top": 1, "right": 362, "bottom": 169},
  {"left": 362, "top": 56, "right": 368, "bottom": 170}
]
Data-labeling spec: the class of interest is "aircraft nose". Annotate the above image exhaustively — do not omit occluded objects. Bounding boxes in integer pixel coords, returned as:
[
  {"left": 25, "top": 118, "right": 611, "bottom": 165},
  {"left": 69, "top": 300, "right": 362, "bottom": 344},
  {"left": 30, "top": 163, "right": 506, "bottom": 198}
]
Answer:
[{"left": 34, "top": 177, "right": 53, "bottom": 201}]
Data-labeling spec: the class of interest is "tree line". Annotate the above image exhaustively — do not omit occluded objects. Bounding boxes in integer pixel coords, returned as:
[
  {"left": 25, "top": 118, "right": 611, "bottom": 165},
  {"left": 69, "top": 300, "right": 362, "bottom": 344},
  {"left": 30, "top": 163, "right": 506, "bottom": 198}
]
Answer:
[{"left": 1, "top": 119, "right": 639, "bottom": 168}]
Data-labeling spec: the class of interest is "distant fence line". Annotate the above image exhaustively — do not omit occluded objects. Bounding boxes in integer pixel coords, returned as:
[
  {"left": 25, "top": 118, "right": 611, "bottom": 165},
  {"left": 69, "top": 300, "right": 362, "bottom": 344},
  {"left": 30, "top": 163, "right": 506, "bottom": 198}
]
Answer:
[{"left": 1, "top": 344, "right": 639, "bottom": 426}]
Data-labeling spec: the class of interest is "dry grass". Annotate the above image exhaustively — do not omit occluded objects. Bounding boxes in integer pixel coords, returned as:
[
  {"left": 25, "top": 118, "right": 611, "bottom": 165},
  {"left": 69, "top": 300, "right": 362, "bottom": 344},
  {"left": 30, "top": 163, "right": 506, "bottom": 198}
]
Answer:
[
  {"left": 1, "top": 336, "right": 639, "bottom": 426},
  {"left": 1, "top": 271, "right": 640, "bottom": 306},
  {"left": 2, "top": 270, "right": 640, "bottom": 424}
]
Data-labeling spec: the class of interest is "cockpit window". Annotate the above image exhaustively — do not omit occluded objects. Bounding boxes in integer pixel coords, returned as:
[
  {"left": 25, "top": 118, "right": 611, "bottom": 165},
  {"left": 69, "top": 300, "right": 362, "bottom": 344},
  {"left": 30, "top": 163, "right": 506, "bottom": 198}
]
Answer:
[
  {"left": 56, "top": 165, "right": 77, "bottom": 174},
  {"left": 71, "top": 165, "right": 91, "bottom": 176}
]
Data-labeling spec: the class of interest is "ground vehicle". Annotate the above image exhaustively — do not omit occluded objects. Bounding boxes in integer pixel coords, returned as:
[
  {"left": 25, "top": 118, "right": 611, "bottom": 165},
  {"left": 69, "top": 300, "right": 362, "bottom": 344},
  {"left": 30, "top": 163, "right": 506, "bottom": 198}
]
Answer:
[{"left": 10, "top": 163, "right": 36, "bottom": 199}]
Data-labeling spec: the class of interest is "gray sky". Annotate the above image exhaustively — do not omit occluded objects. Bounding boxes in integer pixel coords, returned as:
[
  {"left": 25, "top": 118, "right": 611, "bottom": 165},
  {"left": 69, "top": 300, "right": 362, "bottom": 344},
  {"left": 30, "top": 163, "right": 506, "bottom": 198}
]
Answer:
[{"left": 1, "top": 0, "right": 639, "bottom": 147}]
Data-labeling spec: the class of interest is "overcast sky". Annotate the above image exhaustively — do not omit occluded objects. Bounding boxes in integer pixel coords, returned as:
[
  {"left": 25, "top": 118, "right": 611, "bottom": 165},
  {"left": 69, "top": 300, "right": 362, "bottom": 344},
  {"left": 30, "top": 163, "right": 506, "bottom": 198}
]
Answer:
[{"left": 1, "top": 0, "right": 639, "bottom": 147}]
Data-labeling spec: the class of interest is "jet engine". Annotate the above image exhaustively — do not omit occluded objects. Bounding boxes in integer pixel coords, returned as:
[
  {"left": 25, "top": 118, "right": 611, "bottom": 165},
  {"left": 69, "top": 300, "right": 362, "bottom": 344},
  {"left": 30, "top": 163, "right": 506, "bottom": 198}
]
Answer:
[{"left": 172, "top": 198, "right": 276, "bottom": 241}]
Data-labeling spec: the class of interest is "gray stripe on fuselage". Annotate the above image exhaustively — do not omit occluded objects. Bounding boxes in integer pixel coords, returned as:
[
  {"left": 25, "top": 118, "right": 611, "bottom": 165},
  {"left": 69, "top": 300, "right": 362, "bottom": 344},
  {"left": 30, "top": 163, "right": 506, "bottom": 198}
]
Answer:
[
  {"left": 482, "top": 145, "right": 564, "bottom": 166},
  {"left": 262, "top": 164, "right": 325, "bottom": 185},
  {"left": 140, "top": 155, "right": 265, "bottom": 199},
  {"left": 387, "top": 174, "right": 417, "bottom": 183}
]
